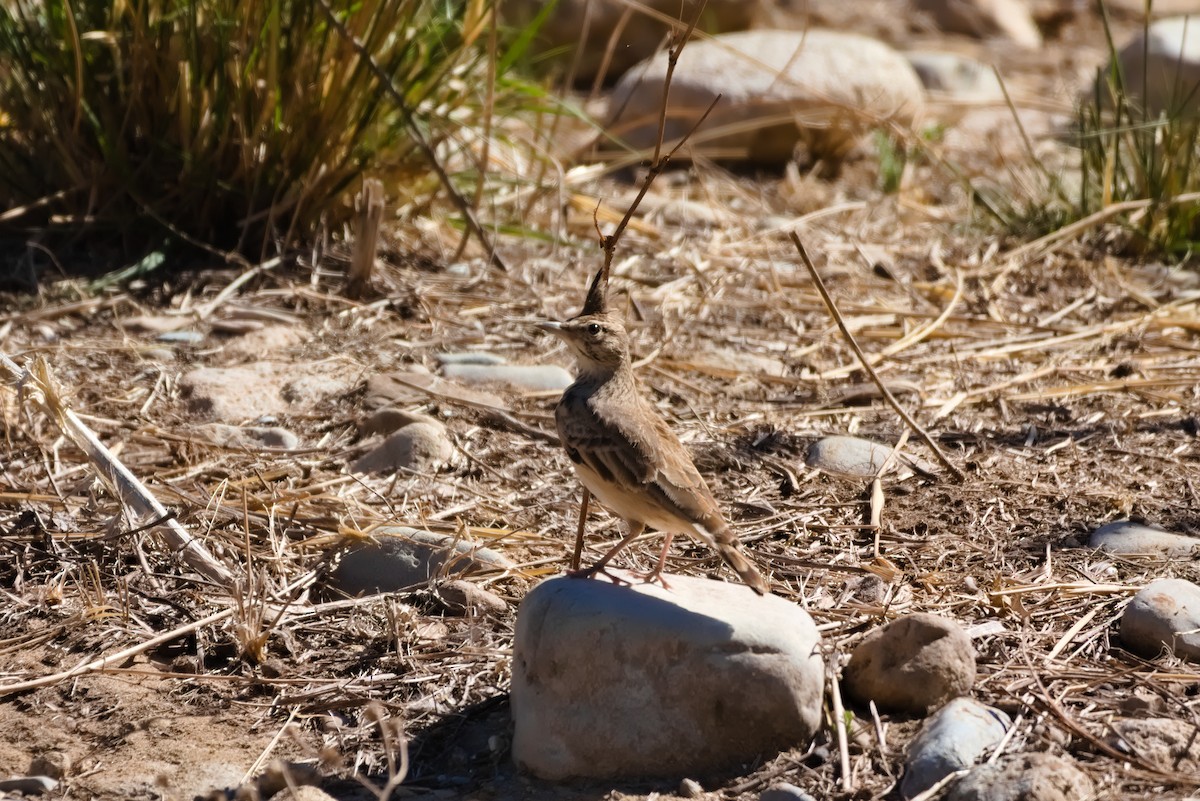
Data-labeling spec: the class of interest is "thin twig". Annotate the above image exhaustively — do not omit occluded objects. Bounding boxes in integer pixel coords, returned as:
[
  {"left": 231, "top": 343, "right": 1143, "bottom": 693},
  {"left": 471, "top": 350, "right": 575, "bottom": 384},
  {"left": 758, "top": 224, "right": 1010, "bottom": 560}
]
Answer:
[{"left": 789, "top": 232, "right": 964, "bottom": 481}]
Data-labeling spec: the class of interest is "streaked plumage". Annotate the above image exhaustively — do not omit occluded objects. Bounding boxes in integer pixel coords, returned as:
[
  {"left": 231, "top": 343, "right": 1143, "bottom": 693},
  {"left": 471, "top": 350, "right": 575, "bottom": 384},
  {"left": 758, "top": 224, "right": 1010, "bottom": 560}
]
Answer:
[{"left": 539, "top": 269, "right": 769, "bottom": 594}]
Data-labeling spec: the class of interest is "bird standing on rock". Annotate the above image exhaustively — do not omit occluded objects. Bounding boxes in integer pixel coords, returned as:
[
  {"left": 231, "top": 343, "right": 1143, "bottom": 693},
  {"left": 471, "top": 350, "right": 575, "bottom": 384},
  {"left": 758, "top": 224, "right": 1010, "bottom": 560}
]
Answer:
[{"left": 537, "top": 268, "right": 770, "bottom": 595}]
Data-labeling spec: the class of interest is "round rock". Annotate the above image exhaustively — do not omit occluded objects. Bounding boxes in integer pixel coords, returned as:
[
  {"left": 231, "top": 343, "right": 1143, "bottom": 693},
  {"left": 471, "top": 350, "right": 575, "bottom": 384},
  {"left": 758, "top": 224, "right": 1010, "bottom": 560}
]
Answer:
[
  {"left": 607, "top": 30, "right": 923, "bottom": 164},
  {"left": 350, "top": 421, "right": 453, "bottom": 474},
  {"left": 1120, "top": 578, "right": 1200, "bottom": 662},
  {"left": 511, "top": 572, "right": 824, "bottom": 780},
  {"left": 945, "top": 753, "right": 1093, "bottom": 801},
  {"left": 902, "top": 698, "right": 1011, "bottom": 799},
  {"left": 844, "top": 613, "right": 976, "bottom": 714},
  {"left": 1108, "top": 717, "right": 1200, "bottom": 774},
  {"left": 327, "top": 528, "right": 513, "bottom": 596},
  {"left": 1089, "top": 520, "right": 1200, "bottom": 559},
  {"left": 806, "top": 435, "right": 896, "bottom": 479}
]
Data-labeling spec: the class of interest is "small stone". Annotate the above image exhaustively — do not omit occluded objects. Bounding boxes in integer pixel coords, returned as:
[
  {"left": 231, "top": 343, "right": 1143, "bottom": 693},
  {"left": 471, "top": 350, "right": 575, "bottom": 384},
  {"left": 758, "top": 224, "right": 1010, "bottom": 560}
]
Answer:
[
  {"left": 327, "top": 527, "right": 513, "bottom": 596},
  {"left": 844, "top": 613, "right": 976, "bottom": 714},
  {"left": 946, "top": 753, "right": 1093, "bottom": 801},
  {"left": 436, "top": 580, "right": 509, "bottom": 617},
  {"left": 0, "top": 776, "right": 57, "bottom": 794},
  {"left": 179, "top": 361, "right": 357, "bottom": 423},
  {"left": 196, "top": 423, "right": 300, "bottom": 450},
  {"left": 913, "top": 0, "right": 1041, "bottom": 48},
  {"left": 157, "top": 330, "right": 205, "bottom": 344},
  {"left": 901, "top": 698, "right": 1011, "bottom": 799},
  {"left": 760, "top": 782, "right": 816, "bottom": 801},
  {"left": 511, "top": 572, "right": 824, "bottom": 780},
  {"left": 806, "top": 436, "right": 896, "bottom": 479},
  {"left": 607, "top": 30, "right": 923, "bottom": 164},
  {"left": 358, "top": 408, "right": 441, "bottom": 438},
  {"left": 679, "top": 778, "right": 704, "bottom": 798},
  {"left": 905, "top": 51, "right": 1004, "bottom": 99},
  {"left": 350, "top": 421, "right": 453, "bottom": 474},
  {"left": 1102, "top": 16, "right": 1200, "bottom": 119},
  {"left": 1120, "top": 578, "right": 1200, "bottom": 661},
  {"left": 436, "top": 352, "right": 509, "bottom": 366},
  {"left": 1089, "top": 520, "right": 1200, "bottom": 559},
  {"left": 1108, "top": 718, "right": 1200, "bottom": 774},
  {"left": 442, "top": 363, "right": 573, "bottom": 392},
  {"left": 28, "top": 752, "right": 70, "bottom": 781}
]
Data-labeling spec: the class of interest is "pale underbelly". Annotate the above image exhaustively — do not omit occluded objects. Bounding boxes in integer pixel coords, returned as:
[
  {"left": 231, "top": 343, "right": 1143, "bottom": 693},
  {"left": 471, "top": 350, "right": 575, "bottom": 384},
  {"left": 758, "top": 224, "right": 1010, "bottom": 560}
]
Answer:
[{"left": 571, "top": 463, "right": 717, "bottom": 548}]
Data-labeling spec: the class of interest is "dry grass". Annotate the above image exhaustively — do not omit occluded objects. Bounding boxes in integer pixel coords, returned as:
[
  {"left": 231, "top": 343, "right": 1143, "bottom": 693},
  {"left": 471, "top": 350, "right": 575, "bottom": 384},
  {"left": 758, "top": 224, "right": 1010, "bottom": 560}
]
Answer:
[{"left": 2, "top": 155, "right": 1200, "bottom": 798}]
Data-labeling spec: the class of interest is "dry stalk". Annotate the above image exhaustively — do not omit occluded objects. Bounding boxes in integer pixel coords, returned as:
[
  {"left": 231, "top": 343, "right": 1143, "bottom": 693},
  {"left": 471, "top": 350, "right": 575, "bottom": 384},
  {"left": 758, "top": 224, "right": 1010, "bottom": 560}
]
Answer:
[
  {"left": 788, "top": 232, "right": 964, "bottom": 482},
  {"left": 348, "top": 178, "right": 385, "bottom": 299},
  {"left": 0, "top": 352, "right": 235, "bottom": 587}
]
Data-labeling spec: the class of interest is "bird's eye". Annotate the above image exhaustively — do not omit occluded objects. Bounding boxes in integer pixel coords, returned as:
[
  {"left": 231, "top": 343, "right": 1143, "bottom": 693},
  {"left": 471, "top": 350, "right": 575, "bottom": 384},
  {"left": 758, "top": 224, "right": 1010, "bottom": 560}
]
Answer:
[{"left": 586, "top": 323, "right": 601, "bottom": 336}]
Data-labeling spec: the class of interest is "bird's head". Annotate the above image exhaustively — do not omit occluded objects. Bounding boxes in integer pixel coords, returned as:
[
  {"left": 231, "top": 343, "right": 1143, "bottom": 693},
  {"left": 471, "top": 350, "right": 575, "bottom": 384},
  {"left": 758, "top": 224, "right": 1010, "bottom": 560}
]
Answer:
[{"left": 538, "top": 267, "right": 630, "bottom": 375}]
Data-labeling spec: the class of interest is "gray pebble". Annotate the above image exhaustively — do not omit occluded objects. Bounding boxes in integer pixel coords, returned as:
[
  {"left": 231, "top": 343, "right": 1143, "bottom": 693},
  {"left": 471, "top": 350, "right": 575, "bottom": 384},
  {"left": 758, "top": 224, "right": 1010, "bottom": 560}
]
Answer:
[
  {"left": 1120, "top": 578, "right": 1200, "bottom": 661},
  {"left": 1089, "top": 520, "right": 1200, "bottom": 559},
  {"left": 327, "top": 527, "right": 513, "bottom": 596},
  {"left": 156, "top": 330, "right": 205, "bottom": 344},
  {"left": 679, "top": 778, "right": 704, "bottom": 798},
  {"left": 760, "top": 783, "right": 816, "bottom": 801},
  {"left": 902, "top": 698, "right": 1011, "bottom": 799},
  {"left": 350, "top": 421, "right": 453, "bottom": 474},
  {"left": 437, "top": 352, "right": 508, "bottom": 366}
]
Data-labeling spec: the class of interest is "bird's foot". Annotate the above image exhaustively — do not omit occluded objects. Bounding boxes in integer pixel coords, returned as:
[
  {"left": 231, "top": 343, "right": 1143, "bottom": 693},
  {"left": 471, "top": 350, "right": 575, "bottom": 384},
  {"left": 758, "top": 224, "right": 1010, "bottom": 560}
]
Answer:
[
  {"left": 566, "top": 564, "right": 631, "bottom": 586},
  {"left": 633, "top": 568, "right": 672, "bottom": 591}
]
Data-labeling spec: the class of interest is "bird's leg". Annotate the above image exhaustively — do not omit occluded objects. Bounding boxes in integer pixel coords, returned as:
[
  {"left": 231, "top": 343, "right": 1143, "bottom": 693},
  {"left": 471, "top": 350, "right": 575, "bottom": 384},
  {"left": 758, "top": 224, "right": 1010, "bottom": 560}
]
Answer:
[
  {"left": 570, "top": 489, "right": 590, "bottom": 571},
  {"left": 568, "top": 522, "right": 644, "bottom": 585},
  {"left": 636, "top": 532, "right": 674, "bottom": 590}
]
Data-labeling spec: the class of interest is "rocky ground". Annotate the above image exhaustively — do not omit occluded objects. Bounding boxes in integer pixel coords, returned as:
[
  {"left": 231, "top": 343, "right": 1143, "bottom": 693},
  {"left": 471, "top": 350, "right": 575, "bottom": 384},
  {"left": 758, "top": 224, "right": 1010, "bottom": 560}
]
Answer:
[{"left": 3, "top": 1, "right": 1200, "bottom": 800}]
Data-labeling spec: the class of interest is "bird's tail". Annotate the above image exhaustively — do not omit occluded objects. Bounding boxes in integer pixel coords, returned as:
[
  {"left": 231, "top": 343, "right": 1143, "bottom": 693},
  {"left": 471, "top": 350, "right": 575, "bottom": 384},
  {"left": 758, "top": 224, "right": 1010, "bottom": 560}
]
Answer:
[{"left": 715, "top": 537, "right": 770, "bottom": 596}]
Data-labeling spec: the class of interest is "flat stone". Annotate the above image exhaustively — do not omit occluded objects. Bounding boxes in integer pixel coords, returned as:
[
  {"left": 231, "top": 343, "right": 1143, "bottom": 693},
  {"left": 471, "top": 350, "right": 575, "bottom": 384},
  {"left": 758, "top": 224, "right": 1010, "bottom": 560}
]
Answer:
[
  {"left": 905, "top": 51, "right": 1004, "bottom": 99},
  {"left": 760, "top": 783, "right": 817, "bottom": 801},
  {"left": 1089, "top": 520, "right": 1200, "bottom": 559},
  {"left": 350, "top": 420, "right": 453, "bottom": 474},
  {"left": 945, "top": 753, "right": 1093, "bottom": 801},
  {"left": 844, "top": 613, "right": 976, "bottom": 714},
  {"left": 512, "top": 572, "right": 824, "bottom": 780},
  {"left": 806, "top": 436, "right": 896, "bottom": 479},
  {"left": 913, "top": 0, "right": 1041, "bottom": 48},
  {"left": 607, "top": 30, "right": 923, "bottom": 164},
  {"left": 1120, "top": 578, "right": 1200, "bottom": 661},
  {"left": 195, "top": 423, "right": 300, "bottom": 450},
  {"left": 436, "top": 352, "right": 509, "bottom": 366},
  {"left": 326, "top": 527, "right": 514, "bottom": 596},
  {"left": 1103, "top": 16, "right": 1200, "bottom": 118},
  {"left": 1108, "top": 717, "right": 1200, "bottom": 774},
  {"left": 179, "top": 361, "right": 357, "bottom": 423},
  {"left": 442, "top": 363, "right": 573, "bottom": 392},
  {"left": 902, "top": 698, "right": 1011, "bottom": 799},
  {"left": 358, "top": 408, "right": 442, "bottom": 438}
]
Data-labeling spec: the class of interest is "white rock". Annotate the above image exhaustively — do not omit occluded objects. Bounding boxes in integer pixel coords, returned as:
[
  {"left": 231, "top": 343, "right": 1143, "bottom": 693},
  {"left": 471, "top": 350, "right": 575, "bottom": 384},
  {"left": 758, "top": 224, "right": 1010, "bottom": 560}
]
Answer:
[
  {"left": 350, "top": 421, "right": 453, "bottom": 474},
  {"left": 905, "top": 51, "right": 1004, "bottom": 99},
  {"left": 504, "top": 0, "right": 762, "bottom": 84},
  {"left": 945, "top": 753, "right": 1093, "bottom": 801},
  {"left": 902, "top": 698, "right": 1011, "bottom": 799},
  {"left": 607, "top": 30, "right": 923, "bottom": 164},
  {"left": 844, "top": 613, "right": 976, "bottom": 714},
  {"left": 1089, "top": 520, "right": 1200, "bottom": 558},
  {"left": 1104, "top": 16, "right": 1200, "bottom": 118},
  {"left": 511, "top": 572, "right": 824, "bottom": 780},
  {"left": 760, "top": 783, "right": 817, "bottom": 801},
  {"left": 806, "top": 436, "right": 895, "bottom": 479},
  {"left": 442, "top": 363, "right": 573, "bottom": 392},
  {"left": 1120, "top": 578, "right": 1200, "bottom": 662},
  {"left": 179, "top": 361, "right": 358, "bottom": 423},
  {"left": 912, "top": 0, "right": 1041, "bottom": 48},
  {"left": 327, "top": 528, "right": 513, "bottom": 595}
]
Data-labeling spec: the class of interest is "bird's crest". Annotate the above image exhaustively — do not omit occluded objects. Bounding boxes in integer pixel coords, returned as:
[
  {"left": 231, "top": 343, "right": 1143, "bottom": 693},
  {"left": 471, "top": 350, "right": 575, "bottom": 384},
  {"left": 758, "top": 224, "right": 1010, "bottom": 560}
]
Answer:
[{"left": 580, "top": 266, "right": 608, "bottom": 316}]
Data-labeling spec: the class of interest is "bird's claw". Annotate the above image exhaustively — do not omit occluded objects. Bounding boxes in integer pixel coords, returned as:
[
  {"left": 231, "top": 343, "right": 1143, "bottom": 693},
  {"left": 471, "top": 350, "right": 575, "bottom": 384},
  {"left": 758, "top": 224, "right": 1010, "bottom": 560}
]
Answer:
[{"left": 567, "top": 564, "right": 631, "bottom": 586}]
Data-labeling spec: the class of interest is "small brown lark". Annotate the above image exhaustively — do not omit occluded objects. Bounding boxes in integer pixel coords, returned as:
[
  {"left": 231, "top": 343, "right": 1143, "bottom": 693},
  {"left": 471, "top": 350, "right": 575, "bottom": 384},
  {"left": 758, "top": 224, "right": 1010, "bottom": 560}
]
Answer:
[{"left": 538, "top": 269, "right": 770, "bottom": 595}]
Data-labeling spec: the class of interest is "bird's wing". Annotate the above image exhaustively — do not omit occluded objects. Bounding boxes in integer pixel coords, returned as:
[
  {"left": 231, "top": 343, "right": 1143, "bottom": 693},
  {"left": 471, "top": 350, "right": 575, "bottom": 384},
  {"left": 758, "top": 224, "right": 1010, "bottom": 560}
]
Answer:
[{"left": 557, "top": 387, "right": 726, "bottom": 531}]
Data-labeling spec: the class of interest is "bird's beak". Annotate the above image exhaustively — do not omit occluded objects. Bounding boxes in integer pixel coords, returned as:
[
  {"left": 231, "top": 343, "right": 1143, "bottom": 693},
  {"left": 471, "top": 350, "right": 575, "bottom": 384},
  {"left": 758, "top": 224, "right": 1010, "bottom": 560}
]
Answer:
[{"left": 536, "top": 321, "right": 565, "bottom": 338}]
